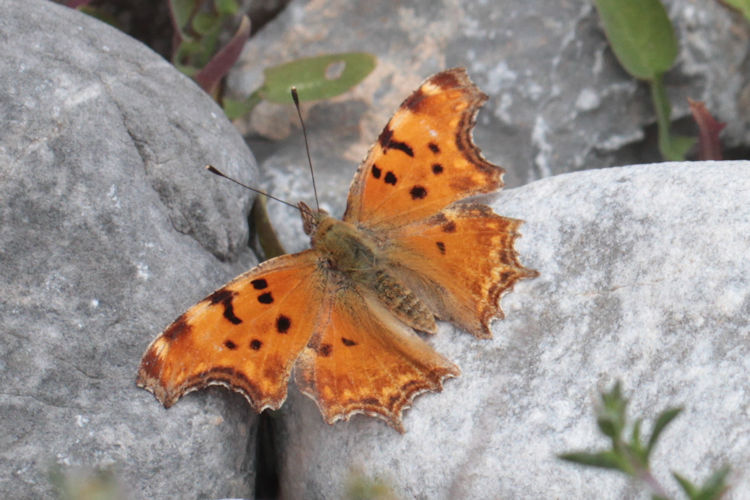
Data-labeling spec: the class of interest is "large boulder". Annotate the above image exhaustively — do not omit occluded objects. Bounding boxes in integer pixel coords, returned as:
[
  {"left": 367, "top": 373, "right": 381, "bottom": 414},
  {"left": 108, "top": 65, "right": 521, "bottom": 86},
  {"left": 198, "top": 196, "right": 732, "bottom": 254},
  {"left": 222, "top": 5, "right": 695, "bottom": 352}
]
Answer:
[
  {"left": 275, "top": 162, "right": 750, "bottom": 499},
  {"left": 227, "top": 0, "right": 750, "bottom": 252},
  {"left": 0, "top": 0, "right": 258, "bottom": 497}
]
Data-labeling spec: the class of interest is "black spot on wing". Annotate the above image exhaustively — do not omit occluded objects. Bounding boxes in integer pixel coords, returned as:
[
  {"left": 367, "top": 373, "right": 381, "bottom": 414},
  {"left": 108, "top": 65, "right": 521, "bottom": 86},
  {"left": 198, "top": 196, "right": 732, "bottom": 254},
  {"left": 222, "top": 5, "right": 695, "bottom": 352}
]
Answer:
[
  {"left": 251, "top": 278, "right": 268, "bottom": 290},
  {"left": 436, "top": 241, "right": 446, "bottom": 254},
  {"left": 371, "top": 164, "right": 381, "bottom": 179},
  {"left": 341, "top": 337, "right": 357, "bottom": 346},
  {"left": 257, "top": 292, "right": 273, "bottom": 304},
  {"left": 209, "top": 289, "right": 242, "bottom": 325},
  {"left": 163, "top": 314, "right": 191, "bottom": 341},
  {"left": 276, "top": 314, "right": 291, "bottom": 334},
  {"left": 250, "top": 339, "right": 262, "bottom": 350},
  {"left": 319, "top": 343, "right": 332, "bottom": 357},
  {"left": 410, "top": 186, "right": 427, "bottom": 199},
  {"left": 378, "top": 125, "right": 394, "bottom": 149},
  {"left": 428, "top": 142, "right": 440, "bottom": 154},
  {"left": 224, "top": 340, "right": 237, "bottom": 350},
  {"left": 384, "top": 172, "right": 397, "bottom": 185},
  {"left": 390, "top": 140, "right": 414, "bottom": 157},
  {"left": 403, "top": 88, "right": 426, "bottom": 112},
  {"left": 432, "top": 163, "right": 443, "bottom": 174},
  {"left": 442, "top": 220, "right": 457, "bottom": 233},
  {"left": 378, "top": 125, "right": 414, "bottom": 157}
]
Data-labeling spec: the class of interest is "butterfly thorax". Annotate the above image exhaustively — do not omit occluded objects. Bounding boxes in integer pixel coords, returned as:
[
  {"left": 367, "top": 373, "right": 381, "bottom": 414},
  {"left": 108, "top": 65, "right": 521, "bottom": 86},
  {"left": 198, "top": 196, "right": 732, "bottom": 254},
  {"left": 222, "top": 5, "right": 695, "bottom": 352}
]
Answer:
[
  {"left": 300, "top": 201, "right": 378, "bottom": 275},
  {"left": 298, "top": 201, "right": 437, "bottom": 333}
]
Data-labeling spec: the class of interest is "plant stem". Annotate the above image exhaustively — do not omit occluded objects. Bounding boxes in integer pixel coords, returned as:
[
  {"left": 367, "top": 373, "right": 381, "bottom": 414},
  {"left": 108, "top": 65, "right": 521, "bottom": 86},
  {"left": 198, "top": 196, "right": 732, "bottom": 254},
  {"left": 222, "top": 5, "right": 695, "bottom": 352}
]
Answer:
[
  {"left": 638, "top": 467, "right": 670, "bottom": 499},
  {"left": 650, "top": 74, "right": 677, "bottom": 161}
]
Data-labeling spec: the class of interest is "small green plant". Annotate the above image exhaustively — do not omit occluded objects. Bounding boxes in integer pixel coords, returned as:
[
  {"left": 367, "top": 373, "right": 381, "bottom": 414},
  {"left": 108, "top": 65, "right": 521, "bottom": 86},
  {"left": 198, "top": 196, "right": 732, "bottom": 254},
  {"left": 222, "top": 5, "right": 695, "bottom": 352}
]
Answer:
[
  {"left": 168, "top": 0, "right": 250, "bottom": 95},
  {"left": 167, "top": 1, "right": 376, "bottom": 116},
  {"left": 67, "top": 1, "right": 376, "bottom": 117},
  {"left": 559, "top": 381, "right": 731, "bottom": 500},
  {"left": 593, "top": 0, "right": 695, "bottom": 161}
]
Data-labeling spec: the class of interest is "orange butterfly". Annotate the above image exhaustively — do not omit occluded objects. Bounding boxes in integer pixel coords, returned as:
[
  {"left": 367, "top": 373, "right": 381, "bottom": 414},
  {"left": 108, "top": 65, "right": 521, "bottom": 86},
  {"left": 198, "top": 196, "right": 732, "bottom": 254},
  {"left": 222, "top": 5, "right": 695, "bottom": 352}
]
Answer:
[{"left": 137, "top": 68, "right": 538, "bottom": 432}]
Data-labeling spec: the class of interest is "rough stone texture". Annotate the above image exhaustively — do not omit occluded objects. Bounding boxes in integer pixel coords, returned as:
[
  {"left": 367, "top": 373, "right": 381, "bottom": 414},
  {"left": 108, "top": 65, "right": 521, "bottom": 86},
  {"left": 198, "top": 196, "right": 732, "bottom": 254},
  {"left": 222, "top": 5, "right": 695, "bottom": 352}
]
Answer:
[
  {"left": 275, "top": 162, "right": 750, "bottom": 499},
  {"left": 1, "top": 0, "right": 258, "bottom": 498},
  {"left": 225, "top": 0, "right": 750, "bottom": 255},
  {"left": 228, "top": 0, "right": 749, "bottom": 195}
]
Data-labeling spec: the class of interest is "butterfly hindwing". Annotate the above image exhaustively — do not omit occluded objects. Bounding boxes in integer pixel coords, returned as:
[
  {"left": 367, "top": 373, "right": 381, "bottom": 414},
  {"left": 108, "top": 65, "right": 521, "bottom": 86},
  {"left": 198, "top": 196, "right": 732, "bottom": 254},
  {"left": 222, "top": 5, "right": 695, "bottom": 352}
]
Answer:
[
  {"left": 343, "top": 68, "right": 504, "bottom": 229},
  {"left": 294, "top": 283, "right": 459, "bottom": 432},
  {"left": 384, "top": 204, "right": 539, "bottom": 339},
  {"left": 137, "top": 250, "right": 324, "bottom": 412}
]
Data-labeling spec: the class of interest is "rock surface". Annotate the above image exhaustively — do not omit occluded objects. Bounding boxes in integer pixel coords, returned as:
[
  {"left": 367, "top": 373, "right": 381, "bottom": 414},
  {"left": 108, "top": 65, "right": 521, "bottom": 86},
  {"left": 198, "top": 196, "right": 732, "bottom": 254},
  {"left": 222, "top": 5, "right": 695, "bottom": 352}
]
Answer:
[
  {"left": 228, "top": 0, "right": 749, "bottom": 187},
  {"left": 227, "top": 0, "right": 750, "bottom": 254},
  {"left": 275, "top": 162, "right": 750, "bottom": 499},
  {"left": 0, "top": 1, "right": 258, "bottom": 498}
]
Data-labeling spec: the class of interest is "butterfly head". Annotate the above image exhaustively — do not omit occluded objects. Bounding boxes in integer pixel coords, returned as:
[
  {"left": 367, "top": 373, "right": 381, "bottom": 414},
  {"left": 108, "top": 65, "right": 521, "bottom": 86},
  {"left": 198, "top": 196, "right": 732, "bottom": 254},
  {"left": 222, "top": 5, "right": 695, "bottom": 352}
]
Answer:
[{"left": 299, "top": 201, "right": 329, "bottom": 236}]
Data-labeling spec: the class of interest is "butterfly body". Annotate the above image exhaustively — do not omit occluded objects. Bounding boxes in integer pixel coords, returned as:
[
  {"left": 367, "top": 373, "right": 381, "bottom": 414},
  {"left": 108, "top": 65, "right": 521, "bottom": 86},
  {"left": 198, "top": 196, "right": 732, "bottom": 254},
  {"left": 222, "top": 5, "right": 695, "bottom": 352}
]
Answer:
[
  {"left": 138, "top": 68, "right": 538, "bottom": 432},
  {"left": 303, "top": 201, "right": 437, "bottom": 334}
]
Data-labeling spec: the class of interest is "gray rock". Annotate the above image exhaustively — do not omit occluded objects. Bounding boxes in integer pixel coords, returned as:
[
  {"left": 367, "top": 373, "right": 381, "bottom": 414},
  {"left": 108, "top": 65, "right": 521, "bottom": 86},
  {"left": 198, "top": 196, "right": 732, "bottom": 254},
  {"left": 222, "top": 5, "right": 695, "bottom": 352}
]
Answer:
[
  {"left": 229, "top": 0, "right": 750, "bottom": 250},
  {"left": 226, "top": 0, "right": 749, "bottom": 250},
  {"left": 0, "top": 0, "right": 258, "bottom": 497},
  {"left": 275, "top": 161, "right": 750, "bottom": 499}
]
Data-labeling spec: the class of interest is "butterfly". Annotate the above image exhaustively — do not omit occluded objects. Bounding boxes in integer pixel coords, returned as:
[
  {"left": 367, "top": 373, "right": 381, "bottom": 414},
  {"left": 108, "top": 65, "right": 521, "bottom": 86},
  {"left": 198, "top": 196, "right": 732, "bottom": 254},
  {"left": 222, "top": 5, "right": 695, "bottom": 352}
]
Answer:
[{"left": 137, "top": 68, "right": 538, "bottom": 432}]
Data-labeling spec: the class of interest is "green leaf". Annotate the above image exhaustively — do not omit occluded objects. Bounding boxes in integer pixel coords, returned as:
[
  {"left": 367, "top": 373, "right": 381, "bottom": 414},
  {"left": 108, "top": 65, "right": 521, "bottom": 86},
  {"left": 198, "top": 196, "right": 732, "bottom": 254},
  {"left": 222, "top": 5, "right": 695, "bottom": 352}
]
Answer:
[
  {"left": 169, "top": 0, "right": 195, "bottom": 34},
  {"left": 216, "top": 0, "right": 239, "bottom": 15},
  {"left": 558, "top": 450, "right": 627, "bottom": 471},
  {"left": 593, "top": 0, "right": 678, "bottom": 80},
  {"left": 259, "top": 52, "right": 376, "bottom": 103},
  {"left": 646, "top": 407, "right": 682, "bottom": 457},
  {"left": 722, "top": 0, "right": 750, "bottom": 23},
  {"left": 674, "top": 466, "right": 731, "bottom": 500},
  {"left": 173, "top": 38, "right": 207, "bottom": 68},
  {"left": 222, "top": 92, "right": 262, "bottom": 119},
  {"left": 192, "top": 12, "right": 221, "bottom": 36},
  {"left": 597, "top": 381, "right": 628, "bottom": 442},
  {"left": 630, "top": 418, "right": 649, "bottom": 463},
  {"left": 597, "top": 416, "right": 619, "bottom": 440},
  {"left": 674, "top": 471, "right": 700, "bottom": 497}
]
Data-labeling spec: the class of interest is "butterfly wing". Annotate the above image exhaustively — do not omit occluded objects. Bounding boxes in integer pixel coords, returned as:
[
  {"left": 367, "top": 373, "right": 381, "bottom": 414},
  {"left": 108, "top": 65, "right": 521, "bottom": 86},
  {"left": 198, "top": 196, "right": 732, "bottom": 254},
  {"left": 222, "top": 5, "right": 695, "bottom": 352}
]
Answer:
[
  {"left": 343, "top": 68, "right": 504, "bottom": 229},
  {"left": 383, "top": 204, "right": 539, "bottom": 339},
  {"left": 137, "top": 250, "right": 325, "bottom": 412},
  {"left": 294, "top": 281, "right": 459, "bottom": 432}
]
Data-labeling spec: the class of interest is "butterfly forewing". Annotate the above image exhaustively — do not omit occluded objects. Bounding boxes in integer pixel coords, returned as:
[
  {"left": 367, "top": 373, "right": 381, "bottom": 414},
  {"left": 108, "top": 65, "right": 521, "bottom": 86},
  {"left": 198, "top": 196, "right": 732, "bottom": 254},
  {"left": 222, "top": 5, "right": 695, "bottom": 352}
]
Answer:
[
  {"left": 137, "top": 250, "right": 325, "bottom": 411},
  {"left": 343, "top": 68, "right": 504, "bottom": 229}
]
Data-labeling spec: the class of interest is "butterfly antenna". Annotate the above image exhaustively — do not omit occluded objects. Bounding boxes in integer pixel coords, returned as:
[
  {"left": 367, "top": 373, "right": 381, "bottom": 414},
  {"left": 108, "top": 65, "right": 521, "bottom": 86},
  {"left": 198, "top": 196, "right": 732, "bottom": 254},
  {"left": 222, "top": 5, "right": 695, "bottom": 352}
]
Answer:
[
  {"left": 206, "top": 165, "right": 299, "bottom": 211},
  {"left": 291, "top": 87, "right": 320, "bottom": 211}
]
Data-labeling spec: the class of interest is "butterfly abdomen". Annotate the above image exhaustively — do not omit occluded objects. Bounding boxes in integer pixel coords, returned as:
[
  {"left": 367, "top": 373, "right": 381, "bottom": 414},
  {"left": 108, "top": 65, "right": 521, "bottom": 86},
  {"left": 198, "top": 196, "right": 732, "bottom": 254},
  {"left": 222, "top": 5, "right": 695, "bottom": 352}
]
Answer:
[{"left": 370, "top": 270, "right": 437, "bottom": 334}]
